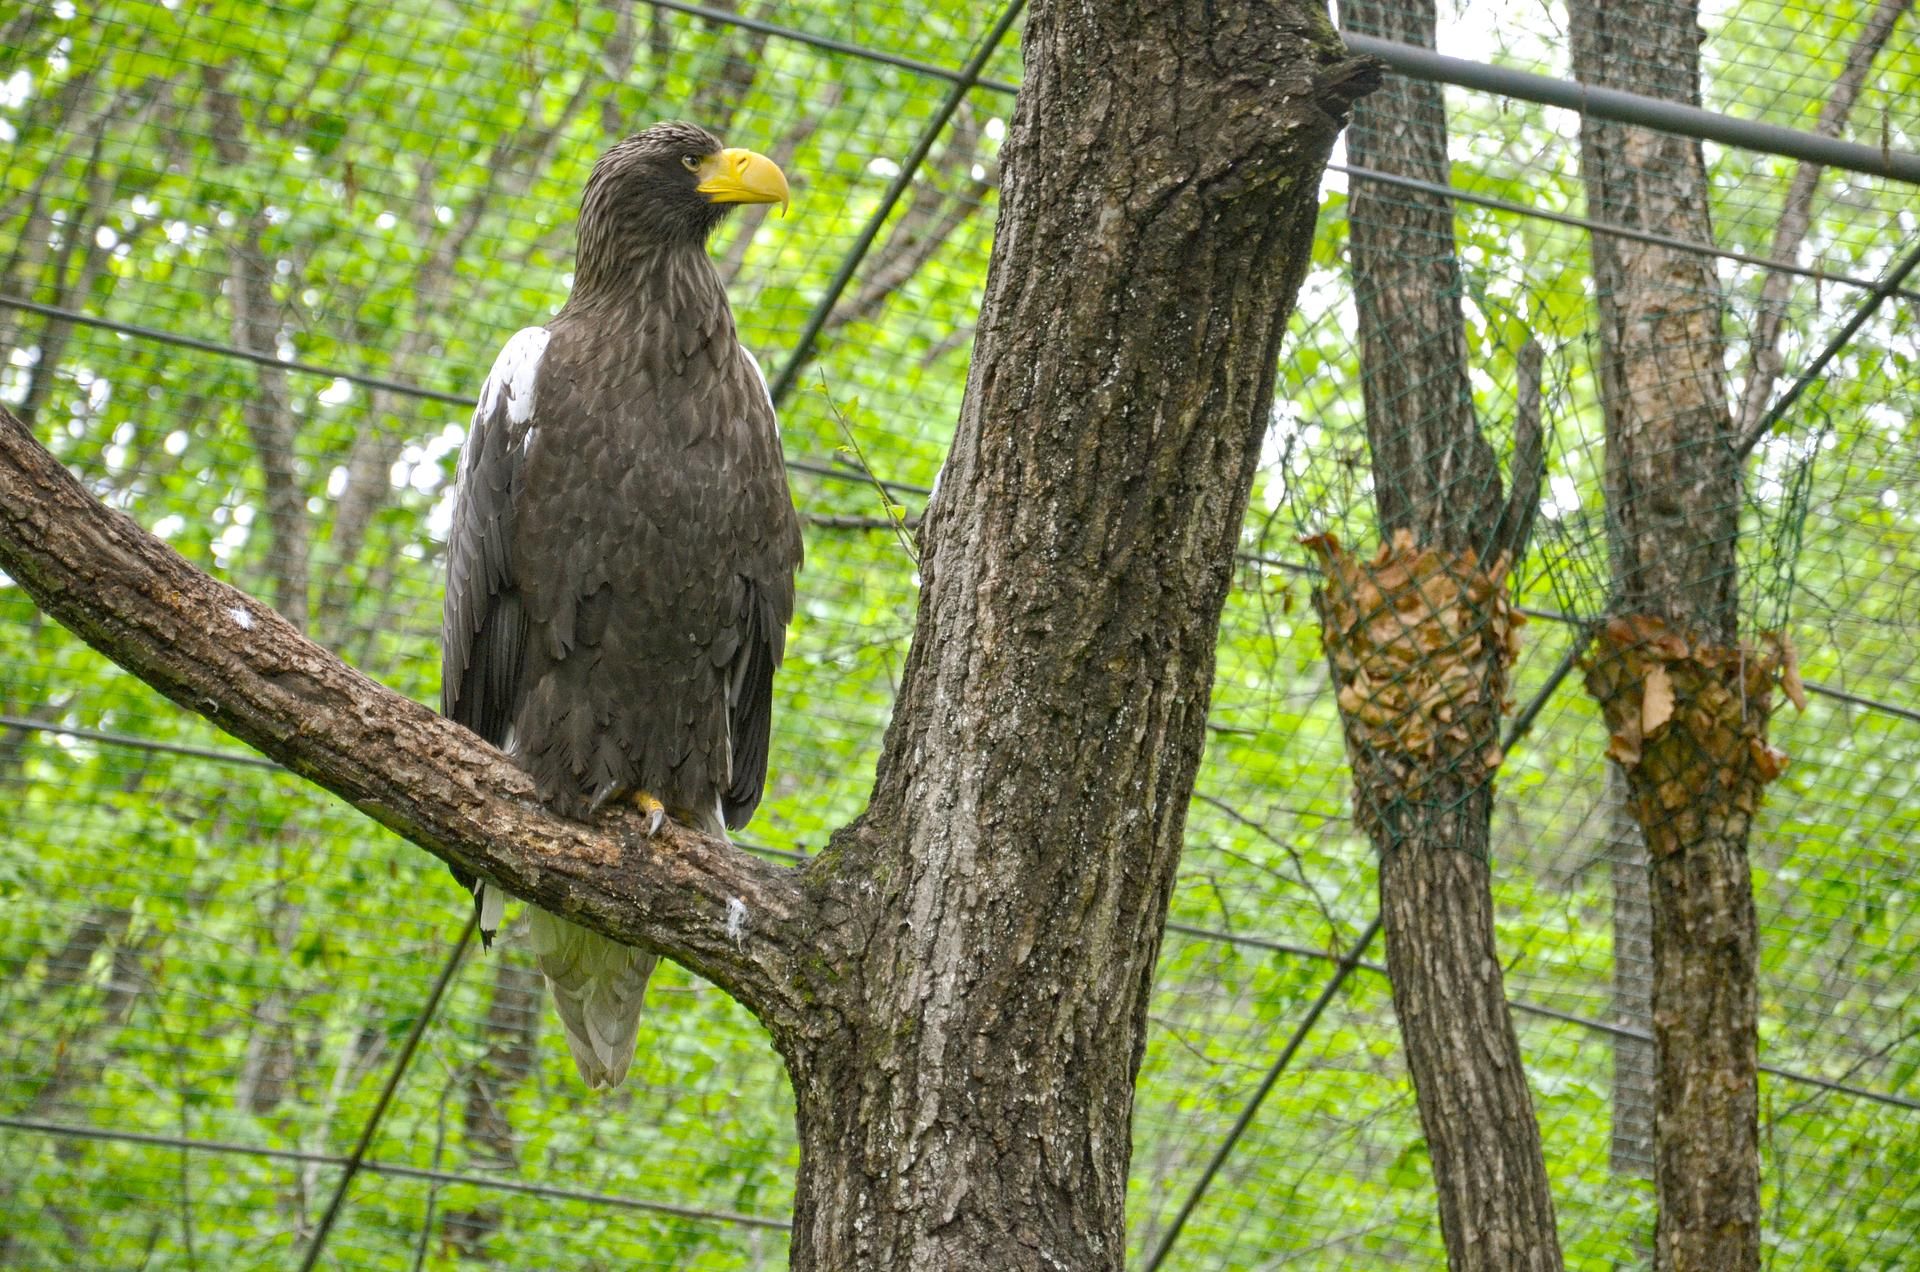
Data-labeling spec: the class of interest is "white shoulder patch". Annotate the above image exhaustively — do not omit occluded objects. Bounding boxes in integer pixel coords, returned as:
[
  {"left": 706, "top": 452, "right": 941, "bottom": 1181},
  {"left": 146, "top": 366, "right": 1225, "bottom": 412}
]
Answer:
[
  {"left": 476, "top": 327, "right": 550, "bottom": 427},
  {"left": 742, "top": 346, "right": 778, "bottom": 432}
]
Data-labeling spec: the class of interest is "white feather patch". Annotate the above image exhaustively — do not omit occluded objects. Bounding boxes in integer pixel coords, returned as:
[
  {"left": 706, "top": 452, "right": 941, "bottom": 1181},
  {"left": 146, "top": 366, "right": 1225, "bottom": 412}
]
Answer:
[
  {"left": 725, "top": 897, "right": 749, "bottom": 948},
  {"left": 478, "top": 882, "right": 505, "bottom": 934},
  {"left": 742, "top": 346, "right": 778, "bottom": 430},
  {"left": 226, "top": 605, "right": 254, "bottom": 630},
  {"left": 475, "top": 326, "right": 550, "bottom": 428}
]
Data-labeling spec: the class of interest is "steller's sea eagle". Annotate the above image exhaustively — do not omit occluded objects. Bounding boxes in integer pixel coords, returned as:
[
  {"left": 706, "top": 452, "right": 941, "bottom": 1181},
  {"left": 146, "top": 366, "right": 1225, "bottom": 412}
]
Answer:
[{"left": 440, "top": 122, "right": 803, "bottom": 1088}]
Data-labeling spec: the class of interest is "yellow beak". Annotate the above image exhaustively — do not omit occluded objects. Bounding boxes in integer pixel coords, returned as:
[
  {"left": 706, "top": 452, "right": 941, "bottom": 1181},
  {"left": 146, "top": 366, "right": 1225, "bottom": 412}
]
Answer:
[{"left": 695, "top": 148, "right": 789, "bottom": 213}]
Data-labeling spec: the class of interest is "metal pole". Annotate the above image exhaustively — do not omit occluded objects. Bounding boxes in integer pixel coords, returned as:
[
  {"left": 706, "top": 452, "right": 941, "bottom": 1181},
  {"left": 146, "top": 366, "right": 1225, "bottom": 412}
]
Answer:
[{"left": 1345, "top": 32, "right": 1920, "bottom": 186}]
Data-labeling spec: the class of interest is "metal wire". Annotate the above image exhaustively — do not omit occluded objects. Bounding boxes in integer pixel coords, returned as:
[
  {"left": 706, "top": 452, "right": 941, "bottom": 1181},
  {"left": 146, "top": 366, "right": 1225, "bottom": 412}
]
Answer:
[
  {"left": 1142, "top": 915, "right": 1386, "bottom": 1271},
  {"left": 297, "top": 916, "right": 475, "bottom": 1272},
  {"left": 767, "top": 0, "right": 1028, "bottom": 406},
  {"left": 642, "top": 0, "right": 1021, "bottom": 95},
  {"left": 0, "top": 294, "right": 909, "bottom": 496},
  {"left": 0, "top": 1116, "right": 790, "bottom": 1231},
  {"left": 1163, "top": 924, "right": 1920, "bottom": 1115},
  {"left": 0, "top": 295, "right": 473, "bottom": 406},
  {"left": 1734, "top": 235, "right": 1920, "bottom": 459},
  {"left": 1, "top": 698, "right": 1913, "bottom": 1120},
  {"left": 1331, "top": 164, "right": 1920, "bottom": 301}
]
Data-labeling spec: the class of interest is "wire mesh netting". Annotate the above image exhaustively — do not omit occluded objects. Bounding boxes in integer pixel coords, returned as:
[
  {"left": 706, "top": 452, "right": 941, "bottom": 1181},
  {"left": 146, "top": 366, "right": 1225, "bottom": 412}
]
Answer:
[{"left": 2, "top": 0, "right": 1917, "bottom": 1267}]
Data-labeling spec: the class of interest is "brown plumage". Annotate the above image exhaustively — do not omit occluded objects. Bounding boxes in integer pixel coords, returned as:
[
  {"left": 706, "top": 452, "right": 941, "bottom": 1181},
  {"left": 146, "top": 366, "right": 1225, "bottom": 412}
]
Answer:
[{"left": 440, "top": 122, "right": 801, "bottom": 1087}]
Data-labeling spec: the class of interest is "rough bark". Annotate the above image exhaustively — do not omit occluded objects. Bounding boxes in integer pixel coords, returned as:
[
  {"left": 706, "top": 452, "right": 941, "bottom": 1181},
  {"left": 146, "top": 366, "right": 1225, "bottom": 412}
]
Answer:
[
  {"left": 784, "top": 5, "right": 1373, "bottom": 1262},
  {"left": 1338, "top": 1, "right": 1562, "bottom": 1267},
  {"left": 0, "top": 0, "right": 1375, "bottom": 1262},
  {"left": 1343, "top": 2, "right": 1503, "bottom": 557},
  {"left": 1570, "top": 2, "right": 1763, "bottom": 1267},
  {"left": 1568, "top": 3, "right": 1739, "bottom": 639}
]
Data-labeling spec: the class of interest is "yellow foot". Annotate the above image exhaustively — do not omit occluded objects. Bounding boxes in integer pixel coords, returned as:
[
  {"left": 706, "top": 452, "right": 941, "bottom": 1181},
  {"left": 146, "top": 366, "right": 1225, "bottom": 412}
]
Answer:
[{"left": 629, "top": 791, "right": 667, "bottom": 837}]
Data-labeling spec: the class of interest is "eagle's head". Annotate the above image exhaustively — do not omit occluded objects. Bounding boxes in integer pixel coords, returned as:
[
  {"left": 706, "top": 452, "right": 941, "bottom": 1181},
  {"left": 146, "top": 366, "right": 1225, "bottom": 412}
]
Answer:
[{"left": 579, "top": 121, "right": 789, "bottom": 250}]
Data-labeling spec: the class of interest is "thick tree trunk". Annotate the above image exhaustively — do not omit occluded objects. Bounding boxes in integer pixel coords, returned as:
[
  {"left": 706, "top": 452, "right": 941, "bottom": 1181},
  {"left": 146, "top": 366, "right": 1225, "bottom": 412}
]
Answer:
[
  {"left": 779, "top": 3, "right": 1374, "bottom": 1265},
  {"left": 1338, "top": 2, "right": 1561, "bottom": 1268},
  {"left": 1570, "top": 3, "right": 1765, "bottom": 1268}
]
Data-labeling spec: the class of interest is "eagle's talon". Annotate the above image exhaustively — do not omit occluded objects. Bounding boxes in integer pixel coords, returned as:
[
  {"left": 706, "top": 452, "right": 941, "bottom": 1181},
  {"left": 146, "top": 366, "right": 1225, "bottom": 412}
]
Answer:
[{"left": 632, "top": 791, "right": 667, "bottom": 838}]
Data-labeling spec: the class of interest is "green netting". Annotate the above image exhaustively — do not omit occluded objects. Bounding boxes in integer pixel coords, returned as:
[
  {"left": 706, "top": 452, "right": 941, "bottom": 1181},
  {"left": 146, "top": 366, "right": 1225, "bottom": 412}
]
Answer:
[{"left": 2, "top": 0, "right": 1918, "bottom": 1267}]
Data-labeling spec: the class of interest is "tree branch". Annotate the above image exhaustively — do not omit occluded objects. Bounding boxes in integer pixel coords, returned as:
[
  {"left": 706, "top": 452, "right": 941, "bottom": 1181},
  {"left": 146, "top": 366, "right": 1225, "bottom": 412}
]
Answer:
[
  {"left": 0, "top": 404, "right": 831, "bottom": 1041},
  {"left": 1733, "top": 0, "right": 1911, "bottom": 440}
]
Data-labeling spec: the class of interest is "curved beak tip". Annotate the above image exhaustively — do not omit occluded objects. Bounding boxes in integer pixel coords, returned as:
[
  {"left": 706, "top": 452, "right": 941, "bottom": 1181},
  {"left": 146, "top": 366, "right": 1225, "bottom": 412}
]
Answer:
[{"left": 698, "top": 147, "right": 791, "bottom": 212}]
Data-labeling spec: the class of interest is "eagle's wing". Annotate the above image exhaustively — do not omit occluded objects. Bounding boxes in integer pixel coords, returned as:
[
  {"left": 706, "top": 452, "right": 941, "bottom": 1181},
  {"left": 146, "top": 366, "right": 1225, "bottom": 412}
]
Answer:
[
  {"left": 720, "top": 345, "right": 800, "bottom": 830},
  {"left": 441, "top": 326, "right": 548, "bottom": 936},
  {"left": 721, "top": 578, "right": 780, "bottom": 829},
  {"left": 443, "top": 327, "right": 548, "bottom": 733}
]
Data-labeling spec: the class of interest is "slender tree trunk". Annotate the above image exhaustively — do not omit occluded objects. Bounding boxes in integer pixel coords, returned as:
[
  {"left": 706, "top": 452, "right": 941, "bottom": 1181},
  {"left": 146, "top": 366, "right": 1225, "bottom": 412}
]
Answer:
[
  {"left": 1336, "top": 1, "right": 1561, "bottom": 1267},
  {"left": 1733, "top": 0, "right": 1911, "bottom": 439},
  {"left": 15, "top": 125, "right": 112, "bottom": 427},
  {"left": 206, "top": 71, "right": 310, "bottom": 632},
  {"left": 778, "top": 2, "right": 1375, "bottom": 1264},
  {"left": 1570, "top": 3, "right": 1777, "bottom": 1267},
  {"left": 443, "top": 957, "right": 542, "bottom": 1258}
]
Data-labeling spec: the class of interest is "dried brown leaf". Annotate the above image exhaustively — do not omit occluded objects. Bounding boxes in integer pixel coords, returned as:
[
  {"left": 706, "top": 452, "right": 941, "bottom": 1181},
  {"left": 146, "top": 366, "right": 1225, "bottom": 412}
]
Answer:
[
  {"left": 1780, "top": 638, "right": 1807, "bottom": 712},
  {"left": 1641, "top": 664, "right": 1675, "bottom": 735},
  {"left": 1751, "top": 739, "right": 1790, "bottom": 782}
]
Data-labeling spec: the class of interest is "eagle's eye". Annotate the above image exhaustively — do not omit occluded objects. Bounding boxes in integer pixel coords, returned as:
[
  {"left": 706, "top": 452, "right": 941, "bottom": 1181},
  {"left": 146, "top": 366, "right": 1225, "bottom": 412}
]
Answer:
[{"left": 681, "top": 155, "right": 700, "bottom": 172}]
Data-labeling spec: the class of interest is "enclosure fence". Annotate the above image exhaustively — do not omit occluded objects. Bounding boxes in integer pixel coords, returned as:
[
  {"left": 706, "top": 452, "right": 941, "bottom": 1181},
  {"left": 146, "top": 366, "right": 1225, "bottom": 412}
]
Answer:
[{"left": 3, "top": 0, "right": 1918, "bottom": 1267}]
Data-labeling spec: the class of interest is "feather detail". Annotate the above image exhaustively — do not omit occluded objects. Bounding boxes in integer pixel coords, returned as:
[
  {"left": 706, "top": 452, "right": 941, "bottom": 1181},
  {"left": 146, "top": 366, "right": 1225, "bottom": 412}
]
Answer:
[
  {"left": 475, "top": 326, "right": 550, "bottom": 429},
  {"left": 522, "top": 802, "right": 730, "bottom": 1088},
  {"left": 526, "top": 910, "right": 655, "bottom": 1089},
  {"left": 477, "top": 881, "right": 505, "bottom": 938},
  {"left": 742, "top": 346, "right": 776, "bottom": 424}
]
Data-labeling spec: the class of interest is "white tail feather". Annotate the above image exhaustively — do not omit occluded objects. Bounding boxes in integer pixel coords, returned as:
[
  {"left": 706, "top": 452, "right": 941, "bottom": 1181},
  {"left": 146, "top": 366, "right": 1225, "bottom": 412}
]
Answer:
[
  {"left": 477, "top": 882, "right": 505, "bottom": 935},
  {"left": 522, "top": 802, "right": 725, "bottom": 1089},
  {"left": 526, "top": 909, "right": 655, "bottom": 1089}
]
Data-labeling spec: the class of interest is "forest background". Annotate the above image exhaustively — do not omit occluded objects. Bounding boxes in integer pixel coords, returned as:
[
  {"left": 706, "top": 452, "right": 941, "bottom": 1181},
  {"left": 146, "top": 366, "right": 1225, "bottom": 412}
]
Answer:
[{"left": 0, "top": 0, "right": 1916, "bottom": 1266}]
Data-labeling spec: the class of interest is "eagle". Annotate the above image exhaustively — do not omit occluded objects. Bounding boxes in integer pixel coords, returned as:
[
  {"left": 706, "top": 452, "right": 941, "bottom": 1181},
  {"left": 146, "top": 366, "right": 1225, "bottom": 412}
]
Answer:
[{"left": 440, "top": 122, "right": 803, "bottom": 1088}]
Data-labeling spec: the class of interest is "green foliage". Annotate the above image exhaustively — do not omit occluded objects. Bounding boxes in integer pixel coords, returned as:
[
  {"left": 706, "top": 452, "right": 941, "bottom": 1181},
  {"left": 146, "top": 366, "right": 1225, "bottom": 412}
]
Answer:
[{"left": 2, "top": 0, "right": 1917, "bottom": 1266}]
